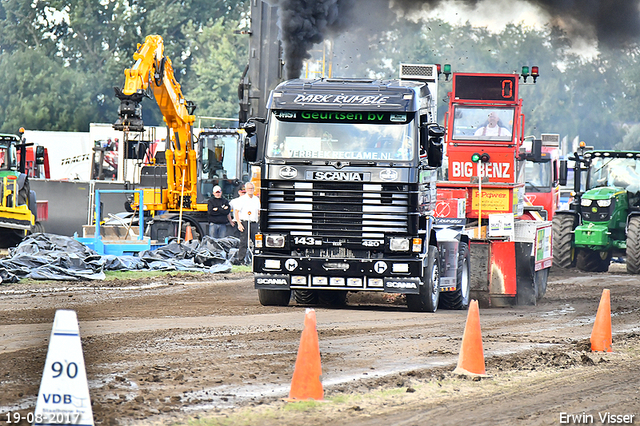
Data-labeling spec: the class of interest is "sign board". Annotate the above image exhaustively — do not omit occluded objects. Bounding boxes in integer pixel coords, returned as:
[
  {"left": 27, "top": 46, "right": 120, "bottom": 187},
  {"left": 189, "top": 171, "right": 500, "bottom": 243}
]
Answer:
[
  {"left": 534, "top": 223, "right": 553, "bottom": 271},
  {"left": 34, "top": 310, "right": 94, "bottom": 426},
  {"left": 488, "top": 213, "right": 515, "bottom": 239}
]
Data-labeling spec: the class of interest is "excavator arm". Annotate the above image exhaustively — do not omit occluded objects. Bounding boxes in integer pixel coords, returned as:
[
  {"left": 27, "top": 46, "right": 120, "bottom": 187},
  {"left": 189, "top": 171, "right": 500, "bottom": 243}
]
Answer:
[{"left": 114, "top": 34, "right": 198, "bottom": 211}]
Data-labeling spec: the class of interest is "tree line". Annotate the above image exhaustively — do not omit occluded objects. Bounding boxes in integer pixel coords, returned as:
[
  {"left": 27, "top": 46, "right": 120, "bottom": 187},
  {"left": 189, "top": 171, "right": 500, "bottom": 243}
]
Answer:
[{"left": 1, "top": 0, "right": 639, "bottom": 151}]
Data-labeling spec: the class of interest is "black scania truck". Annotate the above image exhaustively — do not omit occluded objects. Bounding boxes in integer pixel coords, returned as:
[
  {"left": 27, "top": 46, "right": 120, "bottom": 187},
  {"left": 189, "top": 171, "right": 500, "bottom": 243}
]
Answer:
[{"left": 244, "top": 64, "right": 446, "bottom": 312}]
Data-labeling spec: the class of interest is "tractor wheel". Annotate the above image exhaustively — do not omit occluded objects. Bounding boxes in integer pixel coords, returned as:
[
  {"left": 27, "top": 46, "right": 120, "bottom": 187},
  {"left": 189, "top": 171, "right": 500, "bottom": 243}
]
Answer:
[
  {"left": 257, "top": 289, "right": 291, "bottom": 306},
  {"left": 31, "top": 222, "right": 45, "bottom": 234},
  {"left": 626, "top": 216, "right": 640, "bottom": 274},
  {"left": 576, "top": 249, "right": 612, "bottom": 272},
  {"left": 439, "top": 242, "right": 470, "bottom": 310},
  {"left": 293, "top": 290, "right": 319, "bottom": 305},
  {"left": 318, "top": 290, "right": 347, "bottom": 307},
  {"left": 552, "top": 213, "right": 577, "bottom": 268},
  {"left": 407, "top": 245, "right": 440, "bottom": 312}
]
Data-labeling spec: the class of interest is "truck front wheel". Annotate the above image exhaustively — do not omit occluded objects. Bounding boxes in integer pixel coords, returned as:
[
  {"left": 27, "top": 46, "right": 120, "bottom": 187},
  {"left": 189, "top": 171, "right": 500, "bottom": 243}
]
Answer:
[
  {"left": 258, "top": 289, "right": 291, "bottom": 306},
  {"left": 407, "top": 245, "right": 440, "bottom": 313},
  {"left": 626, "top": 216, "right": 640, "bottom": 274},
  {"left": 552, "top": 214, "right": 576, "bottom": 268}
]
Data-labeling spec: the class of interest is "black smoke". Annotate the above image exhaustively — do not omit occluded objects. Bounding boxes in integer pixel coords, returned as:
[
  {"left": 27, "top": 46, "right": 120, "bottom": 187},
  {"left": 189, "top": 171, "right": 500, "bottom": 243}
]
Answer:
[
  {"left": 267, "top": 0, "right": 640, "bottom": 78},
  {"left": 264, "top": 0, "right": 356, "bottom": 79}
]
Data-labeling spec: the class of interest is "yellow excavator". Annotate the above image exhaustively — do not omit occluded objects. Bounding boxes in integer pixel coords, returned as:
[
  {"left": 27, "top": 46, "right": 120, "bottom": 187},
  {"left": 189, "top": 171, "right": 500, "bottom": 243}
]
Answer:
[
  {"left": 114, "top": 35, "right": 249, "bottom": 241},
  {"left": 114, "top": 34, "right": 199, "bottom": 214}
]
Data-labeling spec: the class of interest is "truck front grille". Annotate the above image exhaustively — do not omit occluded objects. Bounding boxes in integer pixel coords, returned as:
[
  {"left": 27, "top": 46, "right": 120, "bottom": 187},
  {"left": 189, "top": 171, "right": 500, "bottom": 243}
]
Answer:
[{"left": 264, "top": 181, "right": 411, "bottom": 240}]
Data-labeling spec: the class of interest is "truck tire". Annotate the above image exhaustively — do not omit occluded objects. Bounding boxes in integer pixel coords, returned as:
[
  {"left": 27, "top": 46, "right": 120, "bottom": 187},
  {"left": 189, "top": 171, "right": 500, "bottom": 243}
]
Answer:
[
  {"left": 535, "top": 267, "right": 549, "bottom": 300},
  {"left": 552, "top": 213, "right": 576, "bottom": 268},
  {"left": 439, "top": 242, "right": 470, "bottom": 310},
  {"left": 407, "top": 245, "right": 440, "bottom": 313},
  {"left": 257, "top": 289, "right": 291, "bottom": 306},
  {"left": 293, "top": 290, "right": 319, "bottom": 305},
  {"left": 626, "top": 216, "right": 640, "bottom": 274},
  {"left": 318, "top": 290, "right": 347, "bottom": 307},
  {"left": 576, "top": 249, "right": 611, "bottom": 272}
]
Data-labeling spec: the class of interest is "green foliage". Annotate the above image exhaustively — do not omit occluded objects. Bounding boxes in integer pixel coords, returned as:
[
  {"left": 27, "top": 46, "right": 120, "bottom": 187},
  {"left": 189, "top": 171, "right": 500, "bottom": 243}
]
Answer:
[
  {"left": 183, "top": 17, "right": 249, "bottom": 122},
  {"left": 0, "top": 49, "right": 100, "bottom": 132},
  {"left": 0, "top": 0, "right": 639, "bottom": 150},
  {"left": 620, "top": 124, "right": 640, "bottom": 151}
]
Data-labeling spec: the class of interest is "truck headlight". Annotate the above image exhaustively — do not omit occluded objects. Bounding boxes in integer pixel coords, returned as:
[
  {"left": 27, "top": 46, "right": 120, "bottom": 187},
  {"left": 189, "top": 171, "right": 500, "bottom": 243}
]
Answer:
[
  {"left": 265, "top": 234, "right": 286, "bottom": 248},
  {"left": 580, "top": 198, "right": 592, "bottom": 207},
  {"left": 597, "top": 199, "right": 612, "bottom": 207},
  {"left": 389, "top": 238, "right": 410, "bottom": 251}
]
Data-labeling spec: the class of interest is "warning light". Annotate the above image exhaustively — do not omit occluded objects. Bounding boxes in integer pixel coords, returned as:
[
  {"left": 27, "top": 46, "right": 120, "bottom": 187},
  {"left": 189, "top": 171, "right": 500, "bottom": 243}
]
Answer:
[
  {"left": 471, "top": 153, "right": 491, "bottom": 163},
  {"left": 443, "top": 63, "right": 452, "bottom": 81},
  {"left": 579, "top": 141, "right": 586, "bottom": 148},
  {"left": 531, "top": 66, "right": 539, "bottom": 83},
  {"left": 521, "top": 66, "right": 530, "bottom": 82}
]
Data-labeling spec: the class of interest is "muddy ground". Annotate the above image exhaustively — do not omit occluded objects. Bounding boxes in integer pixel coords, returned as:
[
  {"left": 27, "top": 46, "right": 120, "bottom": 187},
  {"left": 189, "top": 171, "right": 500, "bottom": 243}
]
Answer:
[{"left": 0, "top": 264, "right": 639, "bottom": 425}]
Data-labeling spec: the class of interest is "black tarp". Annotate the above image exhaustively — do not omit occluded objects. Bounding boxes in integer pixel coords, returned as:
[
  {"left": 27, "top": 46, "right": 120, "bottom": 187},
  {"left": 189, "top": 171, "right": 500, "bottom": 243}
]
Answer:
[{"left": 0, "top": 233, "right": 240, "bottom": 283}]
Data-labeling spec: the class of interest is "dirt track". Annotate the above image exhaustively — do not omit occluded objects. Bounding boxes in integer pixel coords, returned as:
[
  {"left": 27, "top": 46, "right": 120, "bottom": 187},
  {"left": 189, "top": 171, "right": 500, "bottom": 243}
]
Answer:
[{"left": 1, "top": 265, "right": 639, "bottom": 425}]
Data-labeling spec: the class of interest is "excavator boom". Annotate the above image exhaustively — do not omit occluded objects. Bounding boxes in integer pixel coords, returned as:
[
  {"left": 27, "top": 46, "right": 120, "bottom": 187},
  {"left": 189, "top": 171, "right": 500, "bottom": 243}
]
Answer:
[{"left": 114, "top": 35, "right": 198, "bottom": 211}]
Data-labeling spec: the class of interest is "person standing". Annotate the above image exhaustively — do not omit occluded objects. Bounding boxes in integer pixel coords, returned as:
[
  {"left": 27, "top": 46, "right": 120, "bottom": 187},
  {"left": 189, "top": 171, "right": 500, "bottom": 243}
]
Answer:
[
  {"left": 229, "top": 185, "right": 245, "bottom": 238},
  {"left": 207, "top": 185, "right": 233, "bottom": 239},
  {"left": 233, "top": 182, "right": 260, "bottom": 264}
]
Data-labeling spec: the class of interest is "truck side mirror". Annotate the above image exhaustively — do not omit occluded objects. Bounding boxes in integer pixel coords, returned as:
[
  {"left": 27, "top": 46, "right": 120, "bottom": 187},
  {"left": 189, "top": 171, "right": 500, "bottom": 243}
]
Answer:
[
  {"left": 531, "top": 138, "right": 542, "bottom": 161},
  {"left": 35, "top": 145, "right": 45, "bottom": 165},
  {"left": 242, "top": 121, "right": 258, "bottom": 163},
  {"left": 559, "top": 160, "right": 568, "bottom": 186},
  {"left": 423, "top": 123, "right": 444, "bottom": 168}
]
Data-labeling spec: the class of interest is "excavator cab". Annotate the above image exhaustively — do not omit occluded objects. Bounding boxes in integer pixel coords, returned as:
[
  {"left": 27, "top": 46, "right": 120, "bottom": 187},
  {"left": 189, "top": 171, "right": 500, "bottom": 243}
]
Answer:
[{"left": 197, "top": 129, "right": 248, "bottom": 202}]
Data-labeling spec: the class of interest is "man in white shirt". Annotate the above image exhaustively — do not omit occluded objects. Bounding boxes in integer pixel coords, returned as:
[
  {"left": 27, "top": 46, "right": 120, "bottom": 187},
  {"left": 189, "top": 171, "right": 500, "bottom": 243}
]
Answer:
[
  {"left": 233, "top": 181, "right": 260, "bottom": 264},
  {"left": 474, "top": 112, "right": 512, "bottom": 138}
]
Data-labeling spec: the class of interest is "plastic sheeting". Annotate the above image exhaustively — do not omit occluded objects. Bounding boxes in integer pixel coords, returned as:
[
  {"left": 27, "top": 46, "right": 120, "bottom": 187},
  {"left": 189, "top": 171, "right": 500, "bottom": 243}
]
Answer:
[{"left": 0, "top": 233, "right": 240, "bottom": 283}]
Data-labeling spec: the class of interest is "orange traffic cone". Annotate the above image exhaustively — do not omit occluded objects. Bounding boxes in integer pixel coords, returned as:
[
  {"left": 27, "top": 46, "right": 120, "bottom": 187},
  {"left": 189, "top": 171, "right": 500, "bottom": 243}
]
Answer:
[
  {"left": 590, "top": 289, "right": 612, "bottom": 352},
  {"left": 287, "top": 308, "right": 324, "bottom": 401},
  {"left": 184, "top": 224, "right": 193, "bottom": 242},
  {"left": 453, "top": 300, "right": 487, "bottom": 376}
]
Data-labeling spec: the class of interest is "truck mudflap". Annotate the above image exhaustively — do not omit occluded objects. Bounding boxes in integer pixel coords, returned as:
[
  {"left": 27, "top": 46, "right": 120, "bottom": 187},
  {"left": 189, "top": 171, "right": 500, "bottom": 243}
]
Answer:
[
  {"left": 469, "top": 240, "right": 548, "bottom": 307},
  {"left": 253, "top": 256, "right": 423, "bottom": 294}
]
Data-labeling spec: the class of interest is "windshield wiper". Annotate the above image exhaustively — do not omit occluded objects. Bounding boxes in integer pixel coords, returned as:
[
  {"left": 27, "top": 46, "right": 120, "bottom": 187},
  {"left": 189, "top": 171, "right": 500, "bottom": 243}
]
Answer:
[{"left": 526, "top": 181, "right": 542, "bottom": 191}]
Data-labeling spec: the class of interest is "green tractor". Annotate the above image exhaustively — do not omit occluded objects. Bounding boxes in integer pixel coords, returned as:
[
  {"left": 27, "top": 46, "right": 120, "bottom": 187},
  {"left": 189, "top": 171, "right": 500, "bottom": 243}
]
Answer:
[{"left": 553, "top": 149, "right": 640, "bottom": 273}]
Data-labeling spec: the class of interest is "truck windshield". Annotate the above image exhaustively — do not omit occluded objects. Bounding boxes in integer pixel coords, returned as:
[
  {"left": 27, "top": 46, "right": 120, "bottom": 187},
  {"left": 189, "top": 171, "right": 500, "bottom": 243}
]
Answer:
[
  {"left": 266, "top": 110, "right": 416, "bottom": 161},
  {"left": 588, "top": 157, "right": 640, "bottom": 191},
  {"left": 525, "top": 160, "right": 552, "bottom": 191},
  {"left": 451, "top": 106, "right": 515, "bottom": 141}
]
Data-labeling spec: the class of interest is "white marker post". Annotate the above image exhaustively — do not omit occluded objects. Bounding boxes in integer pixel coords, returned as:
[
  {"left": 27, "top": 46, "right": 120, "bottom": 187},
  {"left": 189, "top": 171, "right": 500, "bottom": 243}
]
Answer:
[{"left": 33, "top": 310, "right": 94, "bottom": 426}]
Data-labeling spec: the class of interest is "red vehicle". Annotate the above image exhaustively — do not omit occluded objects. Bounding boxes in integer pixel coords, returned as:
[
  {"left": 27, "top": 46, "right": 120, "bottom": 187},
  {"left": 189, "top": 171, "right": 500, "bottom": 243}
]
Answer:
[
  {"left": 434, "top": 70, "right": 552, "bottom": 306},
  {"left": 523, "top": 134, "right": 560, "bottom": 220}
]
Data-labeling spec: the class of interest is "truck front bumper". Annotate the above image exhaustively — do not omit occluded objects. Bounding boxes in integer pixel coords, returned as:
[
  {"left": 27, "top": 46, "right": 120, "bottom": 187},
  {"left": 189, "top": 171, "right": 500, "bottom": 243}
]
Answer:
[{"left": 253, "top": 255, "right": 425, "bottom": 294}]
